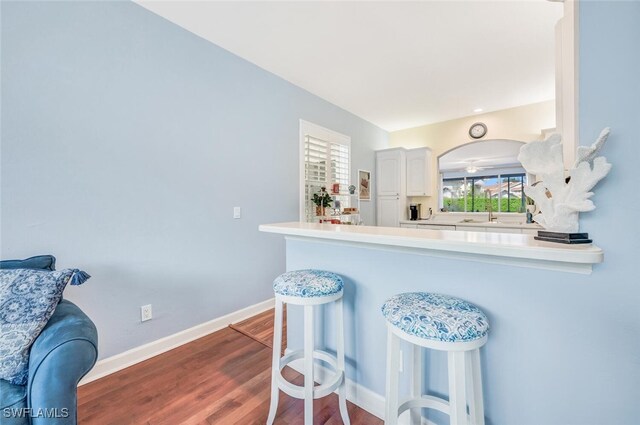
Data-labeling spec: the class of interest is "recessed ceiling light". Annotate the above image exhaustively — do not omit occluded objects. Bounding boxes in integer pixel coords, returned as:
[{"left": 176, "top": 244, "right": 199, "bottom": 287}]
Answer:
[{"left": 473, "top": 108, "right": 484, "bottom": 113}]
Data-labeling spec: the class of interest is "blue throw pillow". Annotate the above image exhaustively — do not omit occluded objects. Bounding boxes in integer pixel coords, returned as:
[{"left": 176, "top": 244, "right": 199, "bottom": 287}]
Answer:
[
  {"left": 0, "top": 268, "right": 90, "bottom": 385},
  {"left": 0, "top": 255, "right": 56, "bottom": 271}
]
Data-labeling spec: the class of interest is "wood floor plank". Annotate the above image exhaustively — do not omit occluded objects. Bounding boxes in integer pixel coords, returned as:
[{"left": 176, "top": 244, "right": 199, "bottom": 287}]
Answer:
[
  {"left": 78, "top": 329, "right": 244, "bottom": 403},
  {"left": 229, "top": 306, "right": 286, "bottom": 350},
  {"left": 78, "top": 309, "right": 382, "bottom": 425}
]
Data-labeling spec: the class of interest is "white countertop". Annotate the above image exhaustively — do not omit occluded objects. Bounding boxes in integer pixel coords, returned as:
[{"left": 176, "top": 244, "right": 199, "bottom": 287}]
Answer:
[
  {"left": 259, "top": 222, "right": 603, "bottom": 274},
  {"left": 399, "top": 219, "right": 543, "bottom": 230}
]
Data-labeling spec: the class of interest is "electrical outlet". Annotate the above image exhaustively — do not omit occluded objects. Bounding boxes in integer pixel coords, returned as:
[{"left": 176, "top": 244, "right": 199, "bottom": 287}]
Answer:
[
  {"left": 233, "top": 207, "right": 241, "bottom": 219},
  {"left": 141, "top": 304, "right": 152, "bottom": 322},
  {"left": 399, "top": 349, "right": 403, "bottom": 372}
]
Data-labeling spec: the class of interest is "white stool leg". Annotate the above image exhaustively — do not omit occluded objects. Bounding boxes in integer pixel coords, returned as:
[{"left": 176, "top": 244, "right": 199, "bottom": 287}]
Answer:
[
  {"left": 266, "top": 299, "right": 284, "bottom": 425},
  {"left": 304, "top": 305, "right": 315, "bottom": 424},
  {"left": 335, "top": 297, "right": 351, "bottom": 424},
  {"left": 385, "top": 327, "right": 400, "bottom": 425},
  {"left": 447, "top": 351, "right": 467, "bottom": 425},
  {"left": 466, "top": 349, "right": 485, "bottom": 425},
  {"left": 410, "top": 344, "right": 423, "bottom": 425}
]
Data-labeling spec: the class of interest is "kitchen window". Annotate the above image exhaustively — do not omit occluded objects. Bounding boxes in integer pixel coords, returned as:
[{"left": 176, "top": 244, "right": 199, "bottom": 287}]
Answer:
[{"left": 442, "top": 173, "right": 527, "bottom": 213}]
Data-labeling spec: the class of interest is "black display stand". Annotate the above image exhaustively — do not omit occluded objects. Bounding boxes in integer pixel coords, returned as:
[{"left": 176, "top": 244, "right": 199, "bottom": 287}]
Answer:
[{"left": 534, "top": 231, "right": 592, "bottom": 244}]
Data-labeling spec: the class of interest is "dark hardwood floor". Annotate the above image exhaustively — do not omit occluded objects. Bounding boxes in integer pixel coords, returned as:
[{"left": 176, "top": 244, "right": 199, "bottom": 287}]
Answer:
[
  {"left": 78, "top": 308, "right": 382, "bottom": 425},
  {"left": 230, "top": 307, "right": 287, "bottom": 352}
]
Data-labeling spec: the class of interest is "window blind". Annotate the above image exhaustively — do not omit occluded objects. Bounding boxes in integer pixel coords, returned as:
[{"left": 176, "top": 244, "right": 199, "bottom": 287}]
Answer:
[{"left": 304, "top": 135, "right": 350, "bottom": 221}]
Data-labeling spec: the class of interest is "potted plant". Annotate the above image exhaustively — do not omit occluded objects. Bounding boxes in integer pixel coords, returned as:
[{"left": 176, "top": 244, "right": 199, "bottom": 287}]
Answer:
[{"left": 312, "top": 187, "right": 333, "bottom": 216}]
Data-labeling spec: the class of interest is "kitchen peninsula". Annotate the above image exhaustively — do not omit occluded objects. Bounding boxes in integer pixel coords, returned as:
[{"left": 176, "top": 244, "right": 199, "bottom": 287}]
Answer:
[
  {"left": 260, "top": 222, "right": 602, "bottom": 274},
  {"left": 259, "top": 221, "right": 605, "bottom": 420}
]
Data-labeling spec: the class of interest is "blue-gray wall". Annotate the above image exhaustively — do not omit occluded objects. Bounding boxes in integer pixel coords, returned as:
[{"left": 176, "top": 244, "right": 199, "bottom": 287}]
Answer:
[
  {"left": 286, "top": 2, "right": 640, "bottom": 425},
  {"left": 2, "top": 1, "right": 639, "bottom": 423},
  {"left": 0, "top": 1, "right": 388, "bottom": 358}
]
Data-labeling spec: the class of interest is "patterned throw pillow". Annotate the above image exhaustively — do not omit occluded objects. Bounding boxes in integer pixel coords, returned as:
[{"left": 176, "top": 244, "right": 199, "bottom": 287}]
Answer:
[{"left": 0, "top": 268, "right": 90, "bottom": 385}]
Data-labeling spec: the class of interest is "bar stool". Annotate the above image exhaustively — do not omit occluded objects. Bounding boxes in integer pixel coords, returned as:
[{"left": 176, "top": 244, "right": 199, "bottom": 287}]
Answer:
[
  {"left": 382, "top": 292, "right": 489, "bottom": 425},
  {"left": 266, "top": 269, "right": 350, "bottom": 425}
]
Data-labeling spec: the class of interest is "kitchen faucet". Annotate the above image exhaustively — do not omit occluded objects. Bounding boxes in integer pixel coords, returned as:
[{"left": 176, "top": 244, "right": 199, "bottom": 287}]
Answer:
[{"left": 485, "top": 189, "right": 497, "bottom": 222}]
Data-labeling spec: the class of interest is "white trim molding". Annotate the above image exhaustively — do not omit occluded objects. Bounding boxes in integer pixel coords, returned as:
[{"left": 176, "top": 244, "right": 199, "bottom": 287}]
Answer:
[
  {"left": 79, "top": 298, "right": 275, "bottom": 385},
  {"left": 555, "top": 0, "right": 579, "bottom": 168}
]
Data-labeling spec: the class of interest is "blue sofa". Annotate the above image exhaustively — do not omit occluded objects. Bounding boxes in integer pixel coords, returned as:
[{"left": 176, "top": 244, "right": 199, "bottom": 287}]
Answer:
[{"left": 1, "top": 257, "right": 98, "bottom": 425}]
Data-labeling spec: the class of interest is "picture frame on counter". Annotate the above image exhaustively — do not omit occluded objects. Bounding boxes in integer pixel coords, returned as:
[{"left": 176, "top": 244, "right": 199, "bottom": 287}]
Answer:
[{"left": 358, "top": 169, "right": 371, "bottom": 201}]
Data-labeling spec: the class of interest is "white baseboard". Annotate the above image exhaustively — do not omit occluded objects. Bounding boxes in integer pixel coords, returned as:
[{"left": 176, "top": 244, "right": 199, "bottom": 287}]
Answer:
[
  {"left": 284, "top": 348, "right": 437, "bottom": 425},
  {"left": 79, "top": 297, "right": 275, "bottom": 386}
]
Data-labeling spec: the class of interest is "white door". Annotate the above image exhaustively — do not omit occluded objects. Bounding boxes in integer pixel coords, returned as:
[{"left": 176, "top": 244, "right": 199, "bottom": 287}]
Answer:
[
  {"left": 377, "top": 196, "right": 400, "bottom": 227},
  {"left": 376, "top": 150, "right": 402, "bottom": 196}
]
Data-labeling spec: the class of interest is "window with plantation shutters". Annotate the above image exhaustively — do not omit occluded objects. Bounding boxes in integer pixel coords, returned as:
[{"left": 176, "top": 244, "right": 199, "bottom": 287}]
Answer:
[{"left": 300, "top": 121, "right": 351, "bottom": 222}]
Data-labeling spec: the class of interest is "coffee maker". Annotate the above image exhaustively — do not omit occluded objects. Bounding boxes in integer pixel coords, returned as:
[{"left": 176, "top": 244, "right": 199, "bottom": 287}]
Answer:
[{"left": 409, "top": 203, "right": 421, "bottom": 221}]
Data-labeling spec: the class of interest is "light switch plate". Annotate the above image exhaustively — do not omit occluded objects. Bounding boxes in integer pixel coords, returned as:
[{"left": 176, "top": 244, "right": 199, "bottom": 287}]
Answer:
[{"left": 233, "top": 207, "right": 241, "bottom": 219}]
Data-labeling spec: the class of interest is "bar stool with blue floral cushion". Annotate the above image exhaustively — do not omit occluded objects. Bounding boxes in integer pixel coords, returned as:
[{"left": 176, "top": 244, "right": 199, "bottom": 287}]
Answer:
[
  {"left": 382, "top": 292, "right": 490, "bottom": 425},
  {"left": 267, "top": 270, "right": 350, "bottom": 425}
]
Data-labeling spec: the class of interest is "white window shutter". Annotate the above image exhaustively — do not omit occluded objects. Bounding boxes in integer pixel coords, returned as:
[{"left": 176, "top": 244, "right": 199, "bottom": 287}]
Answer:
[{"left": 304, "top": 135, "right": 350, "bottom": 222}]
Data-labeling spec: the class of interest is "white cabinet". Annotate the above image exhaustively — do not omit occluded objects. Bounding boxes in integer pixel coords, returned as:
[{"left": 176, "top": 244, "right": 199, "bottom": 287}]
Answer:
[
  {"left": 376, "top": 149, "right": 405, "bottom": 197},
  {"left": 406, "top": 148, "right": 433, "bottom": 197},
  {"left": 410, "top": 223, "right": 539, "bottom": 234},
  {"left": 374, "top": 147, "right": 433, "bottom": 227},
  {"left": 456, "top": 225, "right": 487, "bottom": 233},
  {"left": 455, "top": 225, "right": 529, "bottom": 234},
  {"left": 494, "top": 227, "right": 522, "bottom": 234},
  {"left": 420, "top": 224, "right": 457, "bottom": 231},
  {"left": 377, "top": 196, "right": 405, "bottom": 228},
  {"left": 376, "top": 149, "right": 407, "bottom": 227}
]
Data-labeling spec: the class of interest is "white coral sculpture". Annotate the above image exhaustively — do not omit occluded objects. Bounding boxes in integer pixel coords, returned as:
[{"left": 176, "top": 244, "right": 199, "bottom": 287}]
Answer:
[{"left": 517, "top": 128, "right": 612, "bottom": 233}]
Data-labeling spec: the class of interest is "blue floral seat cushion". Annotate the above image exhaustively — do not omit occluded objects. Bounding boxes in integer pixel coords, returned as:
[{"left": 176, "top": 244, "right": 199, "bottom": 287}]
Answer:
[
  {"left": 381, "top": 292, "right": 489, "bottom": 343},
  {"left": 273, "top": 270, "right": 344, "bottom": 298}
]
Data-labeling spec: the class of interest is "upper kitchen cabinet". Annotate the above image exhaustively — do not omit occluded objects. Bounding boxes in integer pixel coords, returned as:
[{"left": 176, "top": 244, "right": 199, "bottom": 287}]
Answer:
[
  {"left": 406, "top": 147, "right": 433, "bottom": 197},
  {"left": 375, "top": 148, "right": 406, "bottom": 196}
]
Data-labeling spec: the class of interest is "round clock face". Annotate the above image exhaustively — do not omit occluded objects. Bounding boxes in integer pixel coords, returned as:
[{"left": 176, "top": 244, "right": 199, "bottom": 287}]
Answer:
[{"left": 469, "top": 122, "right": 487, "bottom": 139}]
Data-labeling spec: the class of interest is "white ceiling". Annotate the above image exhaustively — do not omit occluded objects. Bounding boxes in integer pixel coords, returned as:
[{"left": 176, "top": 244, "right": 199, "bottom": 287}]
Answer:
[{"left": 137, "top": 0, "right": 563, "bottom": 132}]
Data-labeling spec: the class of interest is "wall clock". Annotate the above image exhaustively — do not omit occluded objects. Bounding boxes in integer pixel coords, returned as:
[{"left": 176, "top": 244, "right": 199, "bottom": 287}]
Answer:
[{"left": 469, "top": 122, "right": 487, "bottom": 139}]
